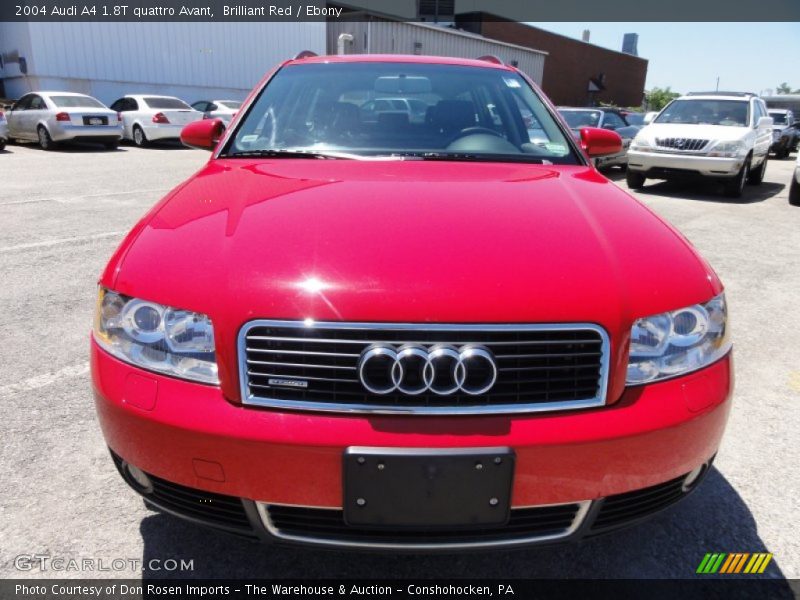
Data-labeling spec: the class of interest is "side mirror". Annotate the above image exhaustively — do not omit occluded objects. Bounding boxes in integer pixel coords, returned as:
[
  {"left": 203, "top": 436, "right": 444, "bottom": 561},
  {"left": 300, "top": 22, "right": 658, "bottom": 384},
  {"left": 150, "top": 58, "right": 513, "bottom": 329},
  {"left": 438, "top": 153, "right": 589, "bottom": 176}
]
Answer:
[
  {"left": 756, "top": 116, "right": 773, "bottom": 129},
  {"left": 580, "top": 127, "right": 623, "bottom": 157},
  {"left": 180, "top": 118, "right": 225, "bottom": 151}
]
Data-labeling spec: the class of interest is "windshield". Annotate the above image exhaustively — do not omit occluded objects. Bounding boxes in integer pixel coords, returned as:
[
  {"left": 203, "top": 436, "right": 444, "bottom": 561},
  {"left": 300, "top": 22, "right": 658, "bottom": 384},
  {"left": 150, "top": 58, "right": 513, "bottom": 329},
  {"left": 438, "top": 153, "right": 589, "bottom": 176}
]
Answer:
[
  {"left": 558, "top": 110, "right": 602, "bottom": 129},
  {"left": 218, "top": 101, "right": 242, "bottom": 109},
  {"left": 50, "top": 95, "right": 106, "bottom": 109},
  {"left": 769, "top": 112, "right": 788, "bottom": 125},
  {"left": 223, "top": 62, "right": 578, "bottom": 163},
  {"left": 624, "top": 113, "right": 644, "bottom": 126},
  {"left": 143, "top": 97, "right": 191, "bottom": 110},
  {"left": 655, "top": 99, "right": 749, "bottom": 127}
]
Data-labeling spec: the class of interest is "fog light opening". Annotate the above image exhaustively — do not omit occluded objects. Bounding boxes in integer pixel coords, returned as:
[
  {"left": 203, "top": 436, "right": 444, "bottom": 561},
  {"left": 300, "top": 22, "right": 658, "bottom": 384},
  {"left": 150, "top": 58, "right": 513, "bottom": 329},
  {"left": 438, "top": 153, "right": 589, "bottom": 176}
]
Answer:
[
  {"left": 123, "top": 461, "right": 153, "bottom": 494},
  {"left": 682, "top": 463, "right": 708, "bottom": 492}
]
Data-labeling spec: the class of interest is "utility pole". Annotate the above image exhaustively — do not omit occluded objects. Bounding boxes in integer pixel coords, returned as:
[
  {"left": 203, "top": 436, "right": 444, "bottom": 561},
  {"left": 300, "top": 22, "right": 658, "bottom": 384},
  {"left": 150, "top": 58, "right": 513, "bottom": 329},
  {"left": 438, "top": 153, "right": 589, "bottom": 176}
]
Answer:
[{"left": 715, "top": 77, "right": 719, "bottom": 92}]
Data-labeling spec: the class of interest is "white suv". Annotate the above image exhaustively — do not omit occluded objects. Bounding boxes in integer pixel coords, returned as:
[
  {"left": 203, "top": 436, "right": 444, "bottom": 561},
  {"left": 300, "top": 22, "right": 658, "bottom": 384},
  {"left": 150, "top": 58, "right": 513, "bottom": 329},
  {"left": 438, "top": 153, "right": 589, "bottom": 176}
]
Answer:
[{"left": 627, "top": 92, "right": 773, "bottom": 197}]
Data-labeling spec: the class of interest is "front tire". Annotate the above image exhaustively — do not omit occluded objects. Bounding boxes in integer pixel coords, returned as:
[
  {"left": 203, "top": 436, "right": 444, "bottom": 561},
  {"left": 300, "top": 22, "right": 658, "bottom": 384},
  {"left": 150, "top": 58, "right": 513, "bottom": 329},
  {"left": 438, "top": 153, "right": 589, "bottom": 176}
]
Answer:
[
  {"left": 132, "top": 125, "right": 148, "bottom": 147},
  {"left": 790, "top": 178, "right": 800, "bottom": 206},
  {"left": 0, "top": 139, "right": 6, "bottom": 151},
  {"left": 747, "top": 154, "right": 767, "bottom": 185},
  {"left": 626, "top": 170, "right": 646, "bottom": 189},
  {"left": 37, "top": 126, "right": 56, "bottom": 151},
  {"left": 723, "top": 159, "right": 750, "bottom": 198}
]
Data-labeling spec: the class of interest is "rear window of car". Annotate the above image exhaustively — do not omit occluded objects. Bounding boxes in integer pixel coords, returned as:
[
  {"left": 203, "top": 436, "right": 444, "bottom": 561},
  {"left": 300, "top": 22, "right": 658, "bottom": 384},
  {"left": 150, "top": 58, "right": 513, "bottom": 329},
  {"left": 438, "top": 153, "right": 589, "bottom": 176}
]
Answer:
[
  {"left": 50, "top": 95, "right": 106, "bottom": 109},
  {"left": 769, "top": 112, "right": 788, "bottom": 125},
  {"left": 143, "top": 97, "right": 191, "bottom": 110},
  {"left": 559, "top": 110, "right": 602, "bottom": 129}
]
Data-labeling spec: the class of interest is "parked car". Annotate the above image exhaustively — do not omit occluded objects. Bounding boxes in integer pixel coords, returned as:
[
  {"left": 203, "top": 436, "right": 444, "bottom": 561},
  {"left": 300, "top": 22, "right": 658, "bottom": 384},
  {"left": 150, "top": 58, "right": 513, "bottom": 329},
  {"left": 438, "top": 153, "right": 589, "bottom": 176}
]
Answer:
[
  {"left": 627, "top": 92, "right": 773, "bottom": 197},
  {"left": 191, "top": 100, "right": 242, "bottom": 123},
  {"left": 109, "top": 95, "right": 201, "bottom": 146},
  {"left": 93, "top": 54, "right": 732, "bottom": 550},
  {"left": 0, "top": 109, "right": 8, "bottom": 150},
  {"left": 558, "top": 107, "right": 640, "bottom": 169},
  {"left": 790, "top": 155, "right": 800, "bottom": 206},
  {"left": 768, "top": 109, "right": 799, "bottom": 159},
  {"left": 5, "top": 92, "right": 121, "bottom": 150}
]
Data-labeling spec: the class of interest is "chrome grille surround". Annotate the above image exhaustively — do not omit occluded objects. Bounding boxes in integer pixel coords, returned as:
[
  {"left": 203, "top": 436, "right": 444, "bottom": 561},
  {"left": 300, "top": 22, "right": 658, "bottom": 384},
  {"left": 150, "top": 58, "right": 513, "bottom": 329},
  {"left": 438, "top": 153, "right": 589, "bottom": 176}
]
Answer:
[
  {"left": 654, "top": 137, "right": 710, "bottom": 152},
  {"left": 257, "top": 500, "right": 592, "bottom": 550},
  {"left": 238, "top": 320, "right": 610, "bottom": 415}
]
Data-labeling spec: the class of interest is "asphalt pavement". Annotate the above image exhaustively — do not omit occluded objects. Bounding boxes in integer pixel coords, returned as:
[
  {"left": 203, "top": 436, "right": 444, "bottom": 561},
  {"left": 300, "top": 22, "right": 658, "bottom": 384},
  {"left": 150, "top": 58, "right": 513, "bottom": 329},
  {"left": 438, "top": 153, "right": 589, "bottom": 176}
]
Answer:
[{"left": 1, "top": 141, "right": 798, "bottom": 582}]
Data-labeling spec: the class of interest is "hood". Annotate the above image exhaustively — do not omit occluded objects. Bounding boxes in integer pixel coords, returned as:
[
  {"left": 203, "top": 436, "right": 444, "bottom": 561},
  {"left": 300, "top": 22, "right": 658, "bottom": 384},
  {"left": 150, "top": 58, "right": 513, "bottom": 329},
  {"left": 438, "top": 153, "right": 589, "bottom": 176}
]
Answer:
[
  {"left": 641, "top": 123, "right": 749, "bottom": 142},
  {"left": 106, "top": 159, "right": 721, "bottom": 396}
]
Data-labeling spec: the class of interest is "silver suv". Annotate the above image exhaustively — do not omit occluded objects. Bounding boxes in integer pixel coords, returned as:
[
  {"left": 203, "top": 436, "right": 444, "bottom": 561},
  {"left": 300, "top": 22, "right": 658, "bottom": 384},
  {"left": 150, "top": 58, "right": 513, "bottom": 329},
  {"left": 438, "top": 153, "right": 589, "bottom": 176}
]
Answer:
[{"left": 627, "top": 92, "right": 773, "bottom": 198}]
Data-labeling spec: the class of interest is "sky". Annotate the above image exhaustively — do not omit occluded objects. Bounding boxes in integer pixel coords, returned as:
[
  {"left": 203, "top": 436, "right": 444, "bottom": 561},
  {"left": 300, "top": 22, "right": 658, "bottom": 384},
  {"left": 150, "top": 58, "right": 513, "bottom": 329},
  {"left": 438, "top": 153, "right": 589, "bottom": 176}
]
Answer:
[{"left": 532, "top": 22, "right": 800, "bottom": 96}]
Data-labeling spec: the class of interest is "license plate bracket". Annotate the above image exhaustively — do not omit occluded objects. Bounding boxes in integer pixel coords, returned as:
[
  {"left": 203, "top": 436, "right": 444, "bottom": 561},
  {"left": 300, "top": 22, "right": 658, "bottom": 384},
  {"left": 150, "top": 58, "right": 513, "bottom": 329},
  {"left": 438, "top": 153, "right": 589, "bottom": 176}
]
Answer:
[{"left": 343, "top": 447, "right": 514, "bottom": 528}]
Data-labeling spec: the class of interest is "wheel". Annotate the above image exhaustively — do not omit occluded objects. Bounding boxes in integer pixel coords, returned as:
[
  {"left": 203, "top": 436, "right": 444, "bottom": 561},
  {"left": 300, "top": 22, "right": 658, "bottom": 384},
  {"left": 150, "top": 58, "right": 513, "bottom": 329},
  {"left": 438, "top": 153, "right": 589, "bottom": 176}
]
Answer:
[
  {"left": 790, "top": 178, "right": 800, "bottom": 207},
  {"left": 723, "top": 158, "right": 750, "bottom": 198},
  {"left": 104, "top": 139, "right": 119, "bottom": 150},
  {"left": 37, "top": 125, "right": 56, "bottom": 151},
  {"left": 132, "top": 125, "right": 148, "bottom": 147},
  {"left": 747, "top": 154, "right": 767, "bottom": 185},
  {"left": 626, "top": 170, "right": 646, "bottom": 189},
  {"left": 0, "top": 139, "right": 5, "bottom": 151}
]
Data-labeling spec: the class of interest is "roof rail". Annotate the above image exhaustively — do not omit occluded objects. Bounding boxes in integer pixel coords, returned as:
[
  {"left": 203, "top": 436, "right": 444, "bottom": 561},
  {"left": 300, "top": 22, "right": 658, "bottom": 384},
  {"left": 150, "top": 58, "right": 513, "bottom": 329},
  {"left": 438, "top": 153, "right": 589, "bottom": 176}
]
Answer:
[
  {"left": 293, "top": 50, "right": 319, "bottom": 60},
  {"left": 685, "top": 91, "right": 756, "bottom": 97},
  {"left": 476, "top": 55, "right": 504, "bottom": 65}
]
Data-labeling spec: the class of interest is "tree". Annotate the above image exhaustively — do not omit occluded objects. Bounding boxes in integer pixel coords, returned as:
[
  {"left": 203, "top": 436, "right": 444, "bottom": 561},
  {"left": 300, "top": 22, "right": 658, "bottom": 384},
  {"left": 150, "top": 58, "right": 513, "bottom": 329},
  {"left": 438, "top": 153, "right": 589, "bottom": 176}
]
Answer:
[
  {"left": 645, "top": 87, "right": 680, "bottom": 111},
  {"left": 776, "top": 82, "right": 800, "bottom": 94}
]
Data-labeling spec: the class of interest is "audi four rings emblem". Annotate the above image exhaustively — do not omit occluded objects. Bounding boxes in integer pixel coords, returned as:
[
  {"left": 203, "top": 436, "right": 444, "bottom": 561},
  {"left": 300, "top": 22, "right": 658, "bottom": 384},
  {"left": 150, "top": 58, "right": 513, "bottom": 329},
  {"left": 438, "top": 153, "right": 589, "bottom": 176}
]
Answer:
[{"left": 357, "top": 344, "right": 498, "bottom": 396}]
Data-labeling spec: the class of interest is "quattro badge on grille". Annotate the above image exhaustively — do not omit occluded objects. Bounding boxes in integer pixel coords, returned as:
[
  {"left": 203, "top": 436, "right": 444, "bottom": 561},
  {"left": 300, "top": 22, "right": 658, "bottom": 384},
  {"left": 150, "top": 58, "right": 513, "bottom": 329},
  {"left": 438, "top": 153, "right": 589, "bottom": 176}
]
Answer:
[
  {"left": 268, "top": 378, "right": 309, "bottom": 389},
  {"left": 357, "top": 344, "right": 498, "bottom": 396}
]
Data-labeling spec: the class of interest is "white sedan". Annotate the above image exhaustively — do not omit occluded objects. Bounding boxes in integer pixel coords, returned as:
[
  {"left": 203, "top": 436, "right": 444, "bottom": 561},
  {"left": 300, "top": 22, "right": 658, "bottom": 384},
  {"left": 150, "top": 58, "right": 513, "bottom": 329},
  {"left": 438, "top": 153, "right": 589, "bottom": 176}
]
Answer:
[
  {"left": 5, "top": 92, "right": 122, "bottom": 150},
  {"left": 191, "top": 100, "right": 241, "bottom": 124},
  {"left": 110, "top": 95, "right": 202, "bottom": 146}
]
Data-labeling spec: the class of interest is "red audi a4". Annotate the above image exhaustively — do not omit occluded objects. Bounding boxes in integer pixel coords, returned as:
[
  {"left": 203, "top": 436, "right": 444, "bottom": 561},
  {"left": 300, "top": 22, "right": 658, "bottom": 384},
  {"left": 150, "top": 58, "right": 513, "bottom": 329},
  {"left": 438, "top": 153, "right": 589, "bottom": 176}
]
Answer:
[{"left": 92, "top": 54, "right": 732, "bottom": 550}]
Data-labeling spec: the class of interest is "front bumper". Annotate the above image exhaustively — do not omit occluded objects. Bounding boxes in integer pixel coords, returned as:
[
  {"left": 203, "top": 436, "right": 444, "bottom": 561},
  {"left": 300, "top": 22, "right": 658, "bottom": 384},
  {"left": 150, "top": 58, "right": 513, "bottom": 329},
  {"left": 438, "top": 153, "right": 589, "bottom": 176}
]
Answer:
[
  {"left": 627, "top": 149, "right": 744, "bottom": 178},
  {"left": 92, "top": 339, "right": 733, "bottom": 548}
]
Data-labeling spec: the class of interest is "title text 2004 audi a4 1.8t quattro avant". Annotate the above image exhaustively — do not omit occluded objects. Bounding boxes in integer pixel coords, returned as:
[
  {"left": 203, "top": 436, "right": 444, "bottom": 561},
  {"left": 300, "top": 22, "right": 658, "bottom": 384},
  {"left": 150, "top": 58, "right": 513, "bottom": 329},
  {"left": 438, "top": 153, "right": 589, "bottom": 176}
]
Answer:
[{"left": 91, "top": 54, "right": 733, "bottom": 550}]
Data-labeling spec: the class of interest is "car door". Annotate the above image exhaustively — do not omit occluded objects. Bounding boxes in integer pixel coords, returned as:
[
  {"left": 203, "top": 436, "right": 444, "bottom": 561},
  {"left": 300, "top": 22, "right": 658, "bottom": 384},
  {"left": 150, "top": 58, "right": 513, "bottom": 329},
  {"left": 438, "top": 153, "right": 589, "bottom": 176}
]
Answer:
[
  {"left": 753, "top": 100, "right": 771, "bottom": 162},
  {"left": 6, "top": 95, "right": 31, "bottom": 138},
  {"left": 24, "top": 94, "right": 48, "bottom": 139},
  {"left": 116, "top": 98, "right": 139, "bottom": 138}
]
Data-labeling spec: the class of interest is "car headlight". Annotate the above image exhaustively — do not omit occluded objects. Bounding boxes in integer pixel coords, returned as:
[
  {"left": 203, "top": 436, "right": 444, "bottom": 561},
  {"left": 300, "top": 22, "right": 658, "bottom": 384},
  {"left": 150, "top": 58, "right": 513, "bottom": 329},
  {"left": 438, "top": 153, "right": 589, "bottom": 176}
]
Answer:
[
  {"left": 626, "top": 293, "right": 730, "bottom": 385},
  {"left": 94, "top": 288, "right": 219, "bottom": 384},
  {"left": 706, "top": 140, "right": 745, "bottom": 158},
  {"left": 630, "top": 135, "right": 652, "bottom": 152}
]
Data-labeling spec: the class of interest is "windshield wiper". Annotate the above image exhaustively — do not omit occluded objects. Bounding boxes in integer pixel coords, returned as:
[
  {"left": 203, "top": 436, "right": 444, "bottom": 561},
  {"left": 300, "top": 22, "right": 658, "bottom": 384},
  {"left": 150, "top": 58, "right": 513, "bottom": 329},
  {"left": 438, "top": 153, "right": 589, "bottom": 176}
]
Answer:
[
  {"left": 396, "top": 152, "right": 546, "bottom": 164},
  {"left": 224, "top": 149, "right": 358, "bottom": 160}
]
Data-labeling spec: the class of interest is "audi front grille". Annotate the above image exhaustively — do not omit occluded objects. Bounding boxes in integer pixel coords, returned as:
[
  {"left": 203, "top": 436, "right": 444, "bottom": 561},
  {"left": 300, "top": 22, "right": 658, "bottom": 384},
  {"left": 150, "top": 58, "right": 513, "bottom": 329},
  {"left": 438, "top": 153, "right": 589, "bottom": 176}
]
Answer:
[
  {"left": 654, "top": 137, "right": 710, "bottom": 152},
  {"left": 238, "top": 321, "right": 609, "bottom": 414}
]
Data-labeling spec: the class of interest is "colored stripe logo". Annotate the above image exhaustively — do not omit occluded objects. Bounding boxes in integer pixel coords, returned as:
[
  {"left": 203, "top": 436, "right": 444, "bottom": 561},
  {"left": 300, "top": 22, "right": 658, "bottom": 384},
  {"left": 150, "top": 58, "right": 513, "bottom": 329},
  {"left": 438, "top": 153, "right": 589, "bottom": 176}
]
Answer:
[{"left": 697, "top": 553, "right": 773, "bottom": 574}]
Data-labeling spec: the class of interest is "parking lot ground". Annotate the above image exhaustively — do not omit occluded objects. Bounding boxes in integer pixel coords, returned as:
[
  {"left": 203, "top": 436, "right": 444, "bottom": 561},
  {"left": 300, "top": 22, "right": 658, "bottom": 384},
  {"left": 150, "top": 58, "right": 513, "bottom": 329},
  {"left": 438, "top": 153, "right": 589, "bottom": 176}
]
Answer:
[{"left": 1, "top": 142, "right": 798, "bottom": 581}]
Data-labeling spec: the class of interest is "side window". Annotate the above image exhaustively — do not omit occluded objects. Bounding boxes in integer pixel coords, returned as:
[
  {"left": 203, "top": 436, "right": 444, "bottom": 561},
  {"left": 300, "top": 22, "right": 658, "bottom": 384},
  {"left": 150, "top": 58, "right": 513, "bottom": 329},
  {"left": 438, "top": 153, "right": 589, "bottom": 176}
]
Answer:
[
  {"left": 13, "top": 95, "right": 31, "bottom": 111},
  {"left": 207, "top": 103, "right": 218, "bottom": 111},
  {"left": 192, "top": 101, "right": 208, "bottom": 112},
  {"left": 127, "top": 98, "right": 139, "bottom": 111},
  {"left": 603, "top": 112, "right": 626, "bottom": 129},
  {"left": 752, "top": 101, "right": 763, "bottom": 125},
  {"left": 29, "top": 95, "right": 45, "bottom": 110},
  {"left": 110, "top": 99, "right": 124, "bottom": 112}
]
